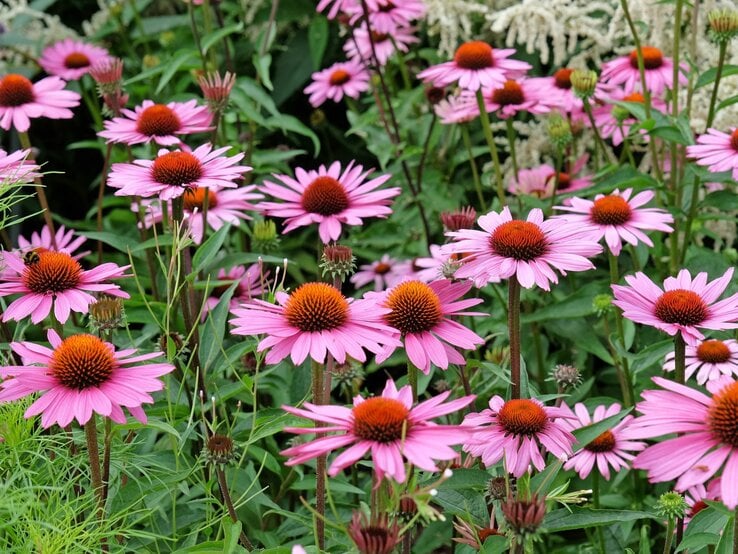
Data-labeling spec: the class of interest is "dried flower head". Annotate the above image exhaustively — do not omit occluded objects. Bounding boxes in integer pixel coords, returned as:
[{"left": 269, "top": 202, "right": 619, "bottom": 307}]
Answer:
[
  {"left": 487, "top": 476, "right": 510, "bottom": 501},
  {"left": 441, "top": 206, "right": 477, "bottom": 231},
  {"left": 550, "top": 364, "right": 582, "bottom": 389},
  {"left": 331, "top": 358, "right": 365, "bottom": 398},
  {"left": 570, "top": 70, "right": 598, "bottom": 99},
  {"left": 206, "top": 434, "right": 235, "bottom": 465},
  {"left": 320, "top": 244, "right": 356, "bottom": 282},
  {"left": 707, "top": 8, "right": 738, "bottom": 43},
  {"left": 347, "top": 512, "right": 402, "bottom": 554}
]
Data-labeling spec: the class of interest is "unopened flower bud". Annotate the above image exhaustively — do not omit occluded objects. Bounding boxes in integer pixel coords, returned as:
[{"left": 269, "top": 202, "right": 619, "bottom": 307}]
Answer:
[
  {"left": 570, "top": 70, "right": 598, "bottom": 99},
  {"left": 310, "top": 108, "right": 326, "bottom": 128},
  {"left": 348, "top": 512, "right": 400, "bottom": 554},
  {"left": 655, "top": 491, "right": 688, "bottom": 519},
  {"left": 198, "top": 70, "right": 236, "bottom": 114},
  {"left": 547, "top": 113, "right": 572, "bottom": 150},
  {"left": 320, "top": 244, "right": 356, "bottom": 282},
  {"left": 441, "top": 206, "right": 477, "bottom": 231},
  {"left": 708, "top": 8, "right": 738, "bottom": 43},
  {"left": 592, "top": 293, "right": 614, "bottom": 316},
  {"left": 252, "top": 219, "right": 280, "bottom": 252},
  {"left": 501, "top": 494, "right": 546, "bottom": 540},
  {"left": 425, "top": 86, "right": 445, "bottom": 105},
  {"left": 486, "top": 476, "right": 510, "bottom": 501}
]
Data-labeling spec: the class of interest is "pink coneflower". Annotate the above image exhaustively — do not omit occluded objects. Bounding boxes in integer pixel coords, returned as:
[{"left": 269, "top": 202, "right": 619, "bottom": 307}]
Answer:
[
  {"left": 281, "top": 378, "right": 475, "bottom": 482},
  {"left": 344, "top": 23, "right": 418, "bottom": 66},
  {"left": 0, "top": 250, "right": 129, "bottom": 324},
  {"left": 418, "top": 41, "right": 531, "bottom": 92},
  {"left": 304, "top": 60, "right": 370, "bottom": 108},
  {"left": 371, "top": 279, "right": 485, "bottom": 373},
  {"left": 0, "top": 74, "right": 80, "bottom": 132},
  {"left": 463, "top": 396, "right": 576, "bottom": 477},
  {"left": 0, "top": 148, "right": 40, "bottom": 184},
  {"left": 136, "top": 184, "right": 262, "bottom": 243},
  {"left": 412, "top": 244, "right": 457, "bottom": 282},
  {"left": 444, "top": 207, "right": 602, "bottom": 290},
  {"left": 259, "top": 161, "right": 400, "bottom": 244},
  {"left": 108, "top": 144, "right": 250, "bottom": 201},
  {"left": 593, "top": 91, "right": 668, "bottom": 146},
  {"left": 98, "top": 99, "right": 212, "bottom": 145},
  {"left": 687, "top": 128, "right": 738, "bottom": 180},
  {"left": 554, "top": 188, "right": 674, "bottom": 256},
  {"left": 473, "top": 79, "right": 555, "bottom": 119},
  {"left": 230, "top": 282, "right": 400, "bottom": 364},
  {"left": 345, "top": 0, "right": 427, "bottom": 33},
  {"left": 38, "top": 38, "right": 110, "bottom": 81},
  {"left": 508, "top": 155, "right": 593, "bottom": 198},
  {"left": 350, "top": 254, "right": 410, "bottom": 291},
  {"left": 203, "top": 264, "right": 268, "bottom": 316},
  {"left": 629, "top": 376, "right": 738, "bottom": 508},
  {"left": 0, "top": 329, "right": 174, "bottom": 428},
  {"left": 664, "top": 339, "right": 738, "bottom": 385},
  {"left": 558, "top": 402, "right": 645, "bottom": 480},
  {"left": 601, "top": 46, "right": 687, "bottom": 94},
  {"left": 18, "top": 224, "right": 89, "bottom": 260},
  {"left": 612, "top": 268, "right": 738, "bottom": 346},
  {"left": 316, "top": 0, "right": 372, "bottom": 19},
  {"left": 684, "top": 478, "right": 721, "bottom": 523},
  {"left": 434, "top": 93, "right": 479, "bottom": 125},
  {"left": 528, "top": 69, "right": 615, "bottom": 121}
]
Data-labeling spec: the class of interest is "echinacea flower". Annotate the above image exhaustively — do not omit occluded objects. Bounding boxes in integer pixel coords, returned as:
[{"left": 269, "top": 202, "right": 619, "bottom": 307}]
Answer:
[
  {"left": 38, "top": 38, "right": 110, "bottom": 81},
  {"left": 344, "top": 23, "right": 418, "bottom": 66},
  {"left": 687, "top": 128, "right": 738, "bottom": 180},
  {"left": 0, "top": 74, "right": 80, "bottom": 132},
  {"left": 418, "top": 41, "right": 530, "bottom": 92},
  {"left": 350, "top": 254, "right": 411, "bottom": 291},
  {"left": 592, "top": 91, "right": 668, "bottom": 146},
  {"left": 372, "top": 279, "right": 485, "bottom": 373},
  {"left": 0, "top": 148, "right": 40, "bottom": 184},
  {"left": 0, "top": 250, "right": 129, "bottom": 324},
  {"left": 17, "top": 224, "right": 90, "bottom": 260},
  {"left": 347, "top": 512, "right": 401, "bottom": 554},
  {"left": 554, "top": 188, "right": 674, "bottom": 255},
  {"left": 612, "top": 268, "right": 738, "bottom": 346},
  {"left": 345, "top": 0, "right": 427, "bottom": 32},
  {"left": 508, "top": 155, "right": 593, "bottom": 198},
  {"left": 444, "top": 207, "right": 602, "bottom": 290},
  {"left": 558, "top": 402, "right": 646, "bottom": 480},
  {"left": 304, "top": 60, "right": 370, "bottom": 107},
  {"left": 203, "top": 264, "right": 268, "bottom": 316},
  {"left": 135, "top": 184, "right": 262, "bottom": 242},
  {"left": 281, "top": 378, "right": 474, "bottom": 482},
  {"left": 664, "top": 339, "right": 738, "bottom": 385},
  {"left": 108, "top": 143, "right": 250, "bottom": 201},
  {"left": 259, "top": 161, "right": 400, "bottom": 244},
  {"left": 412, "top": 244, "right": 457, "bottom": 282},
  {"left": 628, "top": 376, "right": 738, "bottom": 508},
  {"left": 461, "top": 79, "right": 555, "bottom": 120},
  {"left": 454, "top": 513, "right": 500, "bottom": 549},
  {"left": 98, "top": 99, "right": 212, "bottom": 146},
  {"left": 684, "top": 478, "right": 721, "bottom": 523},
  {"left": 0, "top": 329, "right": 174, "bottom": 428},
  {"left": 230, "top": 282, "right": 400, "bottom": 364},
  {"left": 463, "top": 396, "right": 576, "bottom": 477},
  {"left": 601, "top": 46, "right": 687, "bottom": 94}
]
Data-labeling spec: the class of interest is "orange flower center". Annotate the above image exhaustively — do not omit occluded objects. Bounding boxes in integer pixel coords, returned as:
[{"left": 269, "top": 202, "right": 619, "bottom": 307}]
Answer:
[
  {"left": 697, "top": 340, "right": 732, "bottom": 364},
  {"left": 654, "top": 289, "right": 708, "bottom": 326},
  {"left": 301, "top": 176, "right": 350, "bottom": 216},
  {"left": 497, "top": 399, "right": 548, "bottom": 436},
  {"left": 590, "top": 195, "right": 632, "bottom": 226},
  {"left": 374, "top": 262, "right": 391, "bottom": 275},
  {"left": 0, "top": 74, "right": 35, "bottom": 107},
  {"left": 629, "top": 46, "right": 664, "bottom": 70},
  {"left": 489, "top": 220, "right": 548, "bottom": 261},
  {"left": 584, "top": 429, "right": 616, "bottom": 453},
  {"left": 491, "top": 80, "right": 524, "bottom": 106},
  {"left": 22, "top": 251, "right": 82, "bottom": 294},
  {"left": 454, "top": 41, "right": 494, "bottom": 70},
  {"left": 730, "top": 129, "right": 738, "bottom": 152},
  {"left": 709, "top": 381, "right": 738, "bottom": 447},
  {"left": 385, "top": 280, "right": 442, "bottom": 334},
  {"left": 183, "top": 187, "right": 217, "bottom": 212},
  {"left": 136, "top": 104, "right": 182, "bottom": 137},
  {"left": 546, "top": 172, "right": 572, "bottom": 190},
  {"left": 284, "top": 282, "right": 349, "bottom": 332},
  {"left": 329, "top": 69, "right": 351, "bottom": 86},
  {"left": 151, "top": 151, "right": 203, "bottom": 187},
  {"left": 352, "top": 397, "right": 410, "bottom": 442},
  {"left": 623, "top": 92, "right": 646, "bottom": 103},
  {"left": 64, "top": 52, "right": 91, "bottom": 69},
  {"left": 554, "top": 68, "right": 573, "bottom": 89},
  {"left": 50, "top": 334, "right": 116, "bottom": 390}
]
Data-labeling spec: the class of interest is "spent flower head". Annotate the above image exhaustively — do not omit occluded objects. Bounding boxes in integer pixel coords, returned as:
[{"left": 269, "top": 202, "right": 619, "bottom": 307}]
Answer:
[{"left": 550, "top": 364, "right": 582, "bottom": 389}]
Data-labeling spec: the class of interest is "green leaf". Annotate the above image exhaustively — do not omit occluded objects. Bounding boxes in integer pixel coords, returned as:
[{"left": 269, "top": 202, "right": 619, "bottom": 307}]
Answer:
[
  {"left": 480, "top": 535, "right": 509, "bottom": 553},
  {"left": 715, "top": 515, "right": 735, "bottom": 554},
  {"left": 202, "top": 22, "right": 243, "bottom": 54},
  {"left": 308, "top": 16, "right": 328, "bottom": 69},
  {"left": 520, "top": 283, "right": 600, "bottom": 323},
  {"left": 717, "top": 94, "right": 738, "bottom": 114},
  {"left": 192, "top": 224, "right": 231, "bottom": 274},
  {"left": 253, "top": 53, "right": 274, "bottom": 91},
  {"left": 131, "top": 14, "right": 189, "bottom": 38},
  {"left": 80, "top": 231, "right": 141, "bottom": 256},
  {"left": 199, "top": 280, "right": 235, "bottom": 375},
  {"left": 696, "top": 65, "right": 738, "bottom": 88},
  {"left": 649, "top": 125, "right": 691, "bottom": 145},
  {"left": 222, "top": 519, "right": 242, "bottom": 553},
  {"left": 572, "top": 408, "right": 632, "bottom": 451},
  {"left": 675, "top": 532, "right": 720, "bottom": 552},
  {"left": 265, "top": 113, "right": 321, "bottom": 156},
  {"left": 434, "top": 488, "right": 489, "bottom": 525},
  {"left": 543, "top": 508, "right": 656, "bottom": 532},
  {"left": 156, "top": 50, "right": 197, "bottom": 94}
]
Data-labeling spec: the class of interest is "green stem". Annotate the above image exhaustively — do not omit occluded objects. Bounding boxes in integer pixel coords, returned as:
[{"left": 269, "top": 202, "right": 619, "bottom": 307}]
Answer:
[
  {"left": 581, "top": 98, "right": 611, "bottom": 170},
  {"left": 461, "top": 123, "right": 486, "bottom": 211},
  {"left": 215, "top": 466, "right": 254, "bottom": 550},
  {"left": 674, "top": 333, "right": 686, "bottom": 385},
  {"left": 508, "top": 276, "right": 522, "bottom": 399},
  {"left": 680, "top": 175, "right": 701, "bottom": 264},
  {"left": 593, "top": 472, "right": 606, "bottom": 553},
  {"left": 475, "top": 89, "right": 506, "bottom": 206},
  {"left": 408, "top": 361, "right": 418, "bottom": 403},
  {"left": 505, "top": 118, "right": 519, "bottom": 180},
  {"left": 609, "top": 253, "right": 634, "bottom": 407},
  {"left": 311, "top": 360, "right": 327, "bottom": 550},
  {"left": 85, "top": 416, "right": 108, "bottom": 552},
  {"left": 732, "top": 507, "right": 738, "bottom": 554},
  {"left": 705, "top": 41, "right": 728, "bottom": 130},
  {"left": 549, "top": 148, "right": 563, "bottom": 213},
  {"left": 663, "top": 517, "right": 675, "bottom": 554}
]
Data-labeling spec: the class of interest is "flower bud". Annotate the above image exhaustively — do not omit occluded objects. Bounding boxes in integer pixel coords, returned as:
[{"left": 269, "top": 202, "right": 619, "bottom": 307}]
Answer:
[
  {"left": 708, "top": 8, "right": 738, "bottom": 43},
  {"left": 320, "top": 244, "right": 356, "bottom": 282},
  {"left": 252, "top": 219, "right": 280, "bottom": 252},
  {"left": 570, "top": 70, "right": 598, "bottom": 99},
  {"left": 655, "top": 491, "right": 688, "bottom": 519}
]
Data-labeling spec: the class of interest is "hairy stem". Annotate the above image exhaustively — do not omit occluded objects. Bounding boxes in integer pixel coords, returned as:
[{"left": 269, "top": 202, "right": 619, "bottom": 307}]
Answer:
[{"left": 508, "top": 276, "right": 522, "bottom": 399}]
